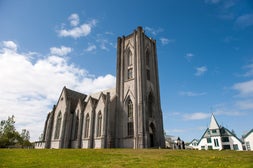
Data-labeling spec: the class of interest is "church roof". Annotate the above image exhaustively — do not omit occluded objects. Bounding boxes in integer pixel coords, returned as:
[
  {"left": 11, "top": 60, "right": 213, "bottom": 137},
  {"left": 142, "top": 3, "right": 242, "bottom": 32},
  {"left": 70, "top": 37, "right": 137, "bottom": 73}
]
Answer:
[
  {"left": 64, "top": 87, "right": 87, "bottom": 112},
  {"left": 209, "top": 113, "right": 219, "bottom": 130}
]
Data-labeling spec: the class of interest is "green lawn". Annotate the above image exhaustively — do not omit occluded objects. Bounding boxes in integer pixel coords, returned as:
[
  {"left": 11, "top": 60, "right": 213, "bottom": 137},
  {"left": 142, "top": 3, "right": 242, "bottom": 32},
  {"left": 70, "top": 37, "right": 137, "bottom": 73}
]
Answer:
[{"left": 0, "top": 149, "right": 252, "bottom": 168}]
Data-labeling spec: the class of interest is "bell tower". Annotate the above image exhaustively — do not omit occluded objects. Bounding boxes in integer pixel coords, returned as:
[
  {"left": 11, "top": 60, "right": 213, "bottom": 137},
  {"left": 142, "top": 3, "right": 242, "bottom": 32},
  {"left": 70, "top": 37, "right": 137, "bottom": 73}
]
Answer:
[{"left": 115, "top": 27, "right": 165, "bottom": 148}]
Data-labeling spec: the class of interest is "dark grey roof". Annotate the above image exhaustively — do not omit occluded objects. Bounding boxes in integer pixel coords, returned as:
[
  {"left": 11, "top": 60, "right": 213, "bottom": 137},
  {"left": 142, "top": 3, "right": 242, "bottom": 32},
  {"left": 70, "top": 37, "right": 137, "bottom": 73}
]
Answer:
[{"left": 64, "top": 87, "right": 87, "bottom": 112}]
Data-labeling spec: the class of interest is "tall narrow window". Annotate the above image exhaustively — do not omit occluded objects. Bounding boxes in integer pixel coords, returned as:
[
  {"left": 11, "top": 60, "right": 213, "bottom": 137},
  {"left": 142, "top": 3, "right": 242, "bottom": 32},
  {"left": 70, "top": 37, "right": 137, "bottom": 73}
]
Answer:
[
  {"left": 147, "top": 69, "right": 150, "bottom": 81},
  {"left": 54, "top": 112, "right": 62, "bottom": 139},
  {"left": 97, "top": 112, "right": 102, "bottom": 137},
  {"left": 127, "top": 99, "right": 133, "bottom": 136},
  {"left": 128, "top": 99, "right": 133, "bottom": 119},
  {"left": 84, "top": 114, "right": 90, "bottom": 138},
  {"left": 128, "top": 68, "right": 133, "bottom": 79},
  {"left": 74, "top": 116, "right": 79, "bottom": 140},
  {"left": 148, "top": 93, "right": 153, "bottom": 117},
  {"left": 128, "top": 49, "right": 132, "bottom": 66},
  {"left": 146, "top": 50, "right": 150, "bottom": 66}
]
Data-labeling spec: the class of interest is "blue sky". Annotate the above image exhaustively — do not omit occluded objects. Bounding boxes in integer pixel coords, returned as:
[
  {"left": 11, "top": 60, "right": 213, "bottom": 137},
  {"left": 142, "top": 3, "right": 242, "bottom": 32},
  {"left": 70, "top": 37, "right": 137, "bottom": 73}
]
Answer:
[{"left": 0, "top": 0, "right": 253, "bottom": 142}]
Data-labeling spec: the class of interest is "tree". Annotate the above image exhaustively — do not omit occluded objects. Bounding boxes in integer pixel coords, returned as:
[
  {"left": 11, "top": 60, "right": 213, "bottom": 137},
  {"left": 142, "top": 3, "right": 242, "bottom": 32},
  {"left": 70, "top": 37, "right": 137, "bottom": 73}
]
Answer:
[{"left": 0, "top": 115, "right": 32, "bottom": 148}]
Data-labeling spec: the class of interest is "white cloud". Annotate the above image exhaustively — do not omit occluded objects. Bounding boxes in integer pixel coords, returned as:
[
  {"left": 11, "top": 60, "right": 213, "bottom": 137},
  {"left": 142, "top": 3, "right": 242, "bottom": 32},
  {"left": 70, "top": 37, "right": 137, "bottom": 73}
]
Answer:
[
  {"left": 85, "top": 44, "right": 96, "bottom": 52},
  {"left": 50, "top": 46, "right": 72, "bottom": 56},
  {"left": 195, "top": 66, "right": 207, "bottom": 76},
  {"left": 233, "top": 80, "right": 253, "bottom": 97},
  {"left": 235, "top": 13, "right": 253, "bottom": 28},
  {"left": 185, "top": 53, "right": 194, "bottom": 62},
  {"left": 179, "top": 91, "right": 206, "bottom": 97},
  {"left": 159, "top": 37, "right": 173, "bottom": 45},
  {"left": 3, "top": 41, "right": 17, "bottom": 51},
  {"left": 144, "top": 27, "right": 163, "bottom": 36},
  {"left": 243, "top": 64, "right": 253, "bottom": 77},
  {"left": 69, "top": 13, "right": 79, "bottom": 27},
  {"left": 0, "top": 40, "right": 116, "bottom": 141},
  {"left": 235, "top": 100, "right": 253, "bottom": 110},
  {"left": 58, "top": 14, "right": 97, "bottom": 39},
  {"left": 183, "top": 112, "right": 210, "bottom": 120}
]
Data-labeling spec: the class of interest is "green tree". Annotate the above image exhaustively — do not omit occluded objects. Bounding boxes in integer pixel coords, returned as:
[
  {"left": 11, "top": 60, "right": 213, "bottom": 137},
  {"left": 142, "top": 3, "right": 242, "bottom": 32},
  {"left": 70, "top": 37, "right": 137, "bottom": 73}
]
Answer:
[{"left": 0, "top": 115, "right": 32, "bottom": 148}]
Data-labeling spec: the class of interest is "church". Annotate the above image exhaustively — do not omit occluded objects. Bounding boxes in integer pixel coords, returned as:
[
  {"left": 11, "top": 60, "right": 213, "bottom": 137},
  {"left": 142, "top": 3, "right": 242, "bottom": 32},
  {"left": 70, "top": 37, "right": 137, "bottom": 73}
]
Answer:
[{"left": 36, "top": 27, "right": 165, "bottom": 149}]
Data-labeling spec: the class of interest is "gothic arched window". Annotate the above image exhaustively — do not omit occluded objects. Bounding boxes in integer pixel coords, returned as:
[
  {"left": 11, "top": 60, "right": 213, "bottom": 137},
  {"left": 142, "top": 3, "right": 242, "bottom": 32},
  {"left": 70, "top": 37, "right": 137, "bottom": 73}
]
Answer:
[
  {"left": 146, "top": 50, "right": 150, "bottom": 67},
  {"left": 148, "top": 93, "right": 153, "bottom": 117},
  {"left": 128, "top": 99, "right": 133, "bottom": 119},
  {"left": 84, "top": 114, "right": 90, "bottom": 138},
  {"left": 54, "top": 111, "right": 62, "bottom": 139},
  {"left": 127, "top": 99, "right": 133, "bottom": 136},
  {"left": 74, "top": 115, "right": 79, "bottom": 140},
  {"left": 97, "top": 112, "right": 102, "bottom": 137},
  {"left": 128, "top": 49, "right": 132, "bottom": 66}
]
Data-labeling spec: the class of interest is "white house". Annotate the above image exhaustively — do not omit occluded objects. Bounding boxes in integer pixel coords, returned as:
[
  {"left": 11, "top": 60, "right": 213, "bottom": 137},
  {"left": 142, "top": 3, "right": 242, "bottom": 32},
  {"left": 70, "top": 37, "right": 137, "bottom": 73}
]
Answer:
[
  {"left": 243, "top": 129, "right": 253, "bottom": 151},
  {"left": 197, "top": 114, "right": 243, "bottom": 151},
  {"left": 188, "top": 139, "right": 199, "bottom": 149}
]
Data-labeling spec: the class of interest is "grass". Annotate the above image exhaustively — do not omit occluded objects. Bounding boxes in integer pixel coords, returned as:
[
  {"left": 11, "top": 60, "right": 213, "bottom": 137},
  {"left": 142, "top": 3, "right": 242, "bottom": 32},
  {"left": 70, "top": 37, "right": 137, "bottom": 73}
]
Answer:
[{"left": 0, "top": 149, "right": 253, "bottom": 168}]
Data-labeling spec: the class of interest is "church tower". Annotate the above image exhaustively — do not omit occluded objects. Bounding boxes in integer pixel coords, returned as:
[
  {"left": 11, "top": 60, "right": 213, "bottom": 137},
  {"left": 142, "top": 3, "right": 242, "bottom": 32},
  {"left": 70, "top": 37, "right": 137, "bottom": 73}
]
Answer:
[{"left": 115, "top": 27, "right": 165, "bottom": 148}]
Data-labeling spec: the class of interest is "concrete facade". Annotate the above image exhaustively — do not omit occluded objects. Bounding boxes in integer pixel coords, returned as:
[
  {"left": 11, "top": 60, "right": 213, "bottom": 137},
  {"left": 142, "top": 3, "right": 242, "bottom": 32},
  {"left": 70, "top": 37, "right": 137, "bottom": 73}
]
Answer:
[{"left": 35, "top": 27, "right": 165, "bottom": 149}]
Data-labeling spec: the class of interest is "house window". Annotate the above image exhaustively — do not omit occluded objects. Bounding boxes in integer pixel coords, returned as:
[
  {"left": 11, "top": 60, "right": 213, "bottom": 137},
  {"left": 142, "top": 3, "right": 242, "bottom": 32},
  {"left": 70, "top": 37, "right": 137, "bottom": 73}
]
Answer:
[
  {"left": 84, "top": 114, "right": 90, "bottom": 138},
  {"left": 222, "top": 145, "right": 231, "bottom": 150},
  {"left": 221, "top": 137, "right": 229, "bottom": 142},
  {"left": 208, "top": 145, "right": 213, "bottom": 150},
  {"left": 207, "top": 137, "right": 212, "bottom": 143},
  {"left": 128, "top": 68, "right": 133, "bottom": 79},
  {"left": 212, "top": 130, "right": 217, "bottom": 134},
  {"left": 246, "top": 142, "right": 251, "bottom": 150},
  {"left": 201, "top": 146, "right": 205, "bottom": 150},
  {"left": 214, "top": 139, "right": 219, "bottom": 147},
  {"left": 233, "top": 144, "right": 239, "bottom": 150},
  {"left": 97, "top": 112, "right": 102, "bottom": 137},
  {"left": 54, "top": 112, "right": 62, "bottom": 139}
]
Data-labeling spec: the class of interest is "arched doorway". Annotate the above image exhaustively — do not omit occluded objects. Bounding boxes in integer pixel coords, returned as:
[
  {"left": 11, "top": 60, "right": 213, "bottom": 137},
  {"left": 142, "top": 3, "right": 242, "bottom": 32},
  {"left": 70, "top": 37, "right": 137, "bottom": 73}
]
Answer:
[{"left": 149, "top": 123, "right": 156, "bottom": 147}]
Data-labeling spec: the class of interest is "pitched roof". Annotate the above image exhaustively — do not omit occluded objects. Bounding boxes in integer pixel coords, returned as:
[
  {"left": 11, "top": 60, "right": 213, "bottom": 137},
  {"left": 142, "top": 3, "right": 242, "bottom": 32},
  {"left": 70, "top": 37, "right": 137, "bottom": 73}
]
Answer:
[
  {"left": 209, "top": 113, "right": 219, "bottom": 130},
  {"left": 64, "top": 87, "right": 87, "bottom": 112},
  {"left": 243, "top": 129, "right": 253, "bottom": 139}
]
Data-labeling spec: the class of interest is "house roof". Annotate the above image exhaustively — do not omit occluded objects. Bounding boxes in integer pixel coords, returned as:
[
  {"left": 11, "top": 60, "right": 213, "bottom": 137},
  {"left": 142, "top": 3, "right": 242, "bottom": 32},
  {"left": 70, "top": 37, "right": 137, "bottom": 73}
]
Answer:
[
  {"left": 209, "top": 113, "right": 219, "bottom": 130},
  {"left": 243, "top": 129, "right": 253, "bottom": 139}
]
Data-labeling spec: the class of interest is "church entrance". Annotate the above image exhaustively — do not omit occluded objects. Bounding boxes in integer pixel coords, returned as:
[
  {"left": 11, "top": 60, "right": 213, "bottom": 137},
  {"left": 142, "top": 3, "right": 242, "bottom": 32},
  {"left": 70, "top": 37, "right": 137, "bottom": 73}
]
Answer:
[{"left": 149, "top": 123, "right": 156, "bottom": 148}]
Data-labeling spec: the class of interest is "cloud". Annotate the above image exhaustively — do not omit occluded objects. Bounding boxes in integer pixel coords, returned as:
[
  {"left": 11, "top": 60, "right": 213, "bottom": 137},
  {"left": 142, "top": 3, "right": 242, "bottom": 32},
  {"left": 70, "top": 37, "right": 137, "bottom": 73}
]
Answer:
[
  {"left": 233, "top": 80, "right": 253, "bottom": 97},
  {"left": 179, "top": 91, "right": 206, "bottom": 97},
  {"left": 85, "top": 43, "right": 96, "bottom": 52},
  {"left": 50, "top": 46, "right": 72, "bottom": 56},
  {"left": 195, "top": 66, "right": 207, "bottom": 76},
  {"left": 2, "top": 41, "right": 17, "bottom": 51},
  {"left": 185, "top": 53, "right": 194, "bottom": 62},
  {"left": 69, "top": 13, "right": 79, "bottom": 27},
  {"left": 242, "top": 64, "right": 253, "bottom": 77},
  {"left": 0, "top": 40, "right": 116, "bottom": 141},
  {"left": 159, "top": 37, "right": 174, "bottom": 45},
  {"left": 58, "top": 14, "right": 97, "bottom": 39},
  {"left": 235, "top": 100, "right": 253, "bottom": 110},
  {"left": 183, "top": 112, "right": 210, "bottom": 120},
  {"left": 235, "top": 13, "right": 253, "bottom": 28},
  {"left": 144, "top": 27, "right": 163, "bottom": 36}
]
